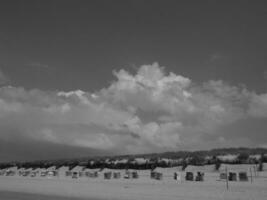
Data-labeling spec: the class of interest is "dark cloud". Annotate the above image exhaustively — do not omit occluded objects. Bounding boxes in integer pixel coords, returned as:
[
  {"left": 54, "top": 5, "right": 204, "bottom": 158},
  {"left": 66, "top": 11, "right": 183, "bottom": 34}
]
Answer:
[
  {"left": 216, "top": 117, "right": 267, "bottom": 147},
  {"left": 0, "top": 69, "right": 9, "bottom": 85},
  {"left": 0, "top": 138, "right": 110, "bottom": 162}
]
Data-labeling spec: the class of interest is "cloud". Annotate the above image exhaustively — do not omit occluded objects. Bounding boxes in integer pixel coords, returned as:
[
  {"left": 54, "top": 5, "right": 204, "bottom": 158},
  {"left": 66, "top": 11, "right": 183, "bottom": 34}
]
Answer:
[
  {"left": 248, "top": 93, "right": 267, "bottom": 117},
  {"left": 0, "top": 63, "right": 267, "bottom": 160}
]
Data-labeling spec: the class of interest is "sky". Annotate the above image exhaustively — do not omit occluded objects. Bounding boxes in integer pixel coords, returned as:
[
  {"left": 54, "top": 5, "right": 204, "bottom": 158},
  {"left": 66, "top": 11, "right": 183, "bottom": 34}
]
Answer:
[{"left": 0, "top": 0, "right": 267, "bottom": 162}]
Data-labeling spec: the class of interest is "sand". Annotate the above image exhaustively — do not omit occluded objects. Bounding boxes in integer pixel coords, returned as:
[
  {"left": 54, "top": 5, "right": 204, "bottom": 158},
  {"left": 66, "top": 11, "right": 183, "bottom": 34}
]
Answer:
[
  {"left": 0, "top": 172, "right": 267, "bottom": 200},
  {"left": 0, "top": 191, "right": 92, "bottom": 200}
]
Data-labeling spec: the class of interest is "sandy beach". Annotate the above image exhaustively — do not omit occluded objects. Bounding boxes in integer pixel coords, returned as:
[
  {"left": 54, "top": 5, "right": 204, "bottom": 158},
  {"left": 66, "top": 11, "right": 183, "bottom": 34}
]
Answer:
[
  {"left": 1, "top": 173, "right": 267, "bottom": 200},
  {"left": 0, "top": 191, "right": 92, "bottom": 200}
]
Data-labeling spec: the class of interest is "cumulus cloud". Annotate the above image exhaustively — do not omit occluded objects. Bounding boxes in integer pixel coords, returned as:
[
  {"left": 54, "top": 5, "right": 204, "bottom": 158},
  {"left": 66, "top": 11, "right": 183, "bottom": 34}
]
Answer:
[
  {"left": 0, "top": 63, "right": 267, "bottom": 160},
  {"left": 248, "top": 93, "right": 267, "bottom": 117}
]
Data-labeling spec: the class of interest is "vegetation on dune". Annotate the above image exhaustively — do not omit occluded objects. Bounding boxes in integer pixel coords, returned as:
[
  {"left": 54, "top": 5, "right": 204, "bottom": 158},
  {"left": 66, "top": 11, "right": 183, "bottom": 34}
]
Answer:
[{"left": 1, "top": 147, "right": 267, "bottom": 170}]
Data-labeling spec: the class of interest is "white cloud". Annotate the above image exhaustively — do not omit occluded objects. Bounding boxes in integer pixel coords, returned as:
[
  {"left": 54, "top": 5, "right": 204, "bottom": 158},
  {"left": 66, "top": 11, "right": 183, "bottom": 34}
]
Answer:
[
  {"left": 248, "top": 93, "right": 267, "bottom": 117},
  {"left": 0, "top": 63, "right": 267, "bottom": 155}
]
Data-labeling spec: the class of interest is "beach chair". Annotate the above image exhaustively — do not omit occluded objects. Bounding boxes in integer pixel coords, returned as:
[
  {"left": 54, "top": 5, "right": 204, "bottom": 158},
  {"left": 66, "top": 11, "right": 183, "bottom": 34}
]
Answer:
[
  {"left": 104, "top": 172, "right": 112, "bottom": 179},
  {"left": 228, "top": 172, "right": 237, "bottom": 181},
  {"left": 239, "top": 172, "right": 248, "bottom": 181},
  {"left": 185, "top": 172, "right": 194, "bottom": 181},
  {"left": 195, "top": 172, "right": 204, "bottom": 181}
]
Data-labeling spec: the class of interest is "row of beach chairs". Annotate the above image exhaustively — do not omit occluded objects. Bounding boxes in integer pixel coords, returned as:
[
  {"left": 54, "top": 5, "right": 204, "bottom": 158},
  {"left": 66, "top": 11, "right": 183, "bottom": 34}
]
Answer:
[{"left": 0, "top": 168, "right": 249, "bottom": 182}]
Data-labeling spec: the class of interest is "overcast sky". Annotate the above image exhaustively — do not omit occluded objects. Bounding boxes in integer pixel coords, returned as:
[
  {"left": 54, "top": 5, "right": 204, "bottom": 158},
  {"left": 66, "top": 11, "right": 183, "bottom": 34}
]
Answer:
[{"left": 0, "top": 0, "right": 267, "bottom": 162}]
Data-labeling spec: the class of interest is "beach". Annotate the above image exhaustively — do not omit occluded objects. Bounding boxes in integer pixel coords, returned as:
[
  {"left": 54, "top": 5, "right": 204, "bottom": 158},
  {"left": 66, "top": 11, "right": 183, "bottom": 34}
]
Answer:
[
  {"left": 0, "top": 191, "right": 91, "bottom": 200},
  {"left": 1, "top": 173, "right": 267, "bottom": 200}
]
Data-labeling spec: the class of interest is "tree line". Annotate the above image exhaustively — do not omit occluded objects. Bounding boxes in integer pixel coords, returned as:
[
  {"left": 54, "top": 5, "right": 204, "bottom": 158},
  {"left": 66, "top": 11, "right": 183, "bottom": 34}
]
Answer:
[{"left": 1, "top": 147, "right": 266, "bottom": 171}]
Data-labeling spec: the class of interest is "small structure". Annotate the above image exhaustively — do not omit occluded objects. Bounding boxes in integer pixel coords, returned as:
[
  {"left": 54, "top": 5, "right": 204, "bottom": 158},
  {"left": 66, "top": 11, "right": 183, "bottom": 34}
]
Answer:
[
  {"left": 150, "top": 170, "right": 163, "bottom": 180},
  {"left": 72, "top": 172, "right": 78, "bottom": 179},
  {"left": 184, "top": 165, "right": 211, "bottom": 181},
  {"left": 86, "top": 170, "right": 98, "bottom": 178},
  {"left": 81, "top": 168, "right": 90, "bottom": 177},
  {"left": 195, "top": 172, "right": 204, "bottom": 181},
  {"left": 30, "top": 168, "right": 41, "bottom": 177},
  {"left": 104, "top": 171, "right": 112, "bottom": 179},
  {"left": 65, "top": 170, "right": 72, "bottom": 177},
  {"left": 185, "top": 172, "right": 194, "bottom": 181},
  {"left": 238, "top": 172, "right": 248, "bottom": 181},
  {"left": 46, "top": 166, "right": 58, "bottom": 177},
  {"left": 124, "top": 170, "right": 139, "bottom": 179},
  {"left": 113, "top": 172, "right": 121, "bottom": 179},
  {"left": 57, "top": 166, "right": 69, "bottom": 177},
  {"left": 79, "top": 171, "right": 86, "bottom": 177},
  {"left": 40, "top": 168, "right": 47, "bottom": 177},
  {"left": 124, "top": 170, "right": 131, "bottom": 179},
  {"left": 151, "top": 167, "right": 167, "bottom": 180},
  {"left": 219, "top": 164, "right": 255, "bottom": 181},
  {"left": 150, "top": 171, "right": 157, "bottom": 179},
  {"left": 132, "top": 171, "right": 138, "bottom": 179},
  {"left": 18, "top": 168, "right": 25, "bottom": 176},
  {"left": 228, "top": 172, "right": 237, "bottom": 181},
  {"left": 219, "top": 172, "right": 227, "bottom": 180},
  {"left": 23, "top": 171, "right": 31, "bottom": 177},
  {"left": 46, "top": 171, "right": 58, "bottom": 178},
  {"left": 30, "top": 171, "right": 37, "bottom": 177},
  {"left": 79, "top": 168, "right": 98, "bottom": 178},
  {"left": 174, "top": 172, "right": 182, "bottom": 181},
  {"left": 155, "top": 172, "right": 163, "bottom": 180},
  {"left": 18, "top": 168, "right": 32, "bottom": 177},
  {"left": 70, "top": 166, "right": 84, "bottom": 178}
]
